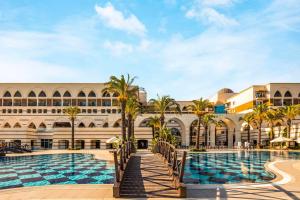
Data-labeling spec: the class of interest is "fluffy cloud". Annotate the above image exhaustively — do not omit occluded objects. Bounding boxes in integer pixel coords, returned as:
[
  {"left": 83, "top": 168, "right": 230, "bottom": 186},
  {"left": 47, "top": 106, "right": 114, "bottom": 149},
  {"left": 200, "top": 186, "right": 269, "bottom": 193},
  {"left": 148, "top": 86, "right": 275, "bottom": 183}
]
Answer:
[
  {"left": 104, "top": 40, "right": 133, "bottom": 56},
  {"left": 95, "top": 2, "right": 146, "bottom": 37}
]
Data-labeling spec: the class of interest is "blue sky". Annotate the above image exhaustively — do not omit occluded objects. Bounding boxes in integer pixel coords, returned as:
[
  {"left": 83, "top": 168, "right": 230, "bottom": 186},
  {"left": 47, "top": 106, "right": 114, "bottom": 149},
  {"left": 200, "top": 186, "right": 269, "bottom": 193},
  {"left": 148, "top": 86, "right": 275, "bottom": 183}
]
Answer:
[{"left": 0, "top": 0, "right": 299, "bottom": 100}]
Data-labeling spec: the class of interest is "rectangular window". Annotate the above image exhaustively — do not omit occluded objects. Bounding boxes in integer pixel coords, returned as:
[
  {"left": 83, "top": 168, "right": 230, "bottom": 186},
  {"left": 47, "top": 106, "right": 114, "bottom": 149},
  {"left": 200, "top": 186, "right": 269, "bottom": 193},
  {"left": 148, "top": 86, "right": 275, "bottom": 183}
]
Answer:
[{"left": 41, "top": 139, "right": 53, "bottom": 149}]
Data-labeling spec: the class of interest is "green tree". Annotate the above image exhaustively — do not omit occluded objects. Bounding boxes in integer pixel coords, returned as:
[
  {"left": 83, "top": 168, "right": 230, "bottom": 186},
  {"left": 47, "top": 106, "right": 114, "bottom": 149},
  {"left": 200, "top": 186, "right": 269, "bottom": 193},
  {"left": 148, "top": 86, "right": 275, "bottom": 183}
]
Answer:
[
  {"left": 202, "top": 114, "right": 216, "bottom": 146},
  {"left": 149, "top": 95, "right": 181, "bottom": 129},
  {"left": 265, "top": 108, "right": 283, "bottom": 141},
  {"left": 125, "top": 97, "right": 140, "bottom": 139},
  {"left": 187, "top": 98, "right": 212, "bottom": 150},
  {"left": 251, "top": 103, "right": 268, "bottom": 148},
  {"left": 104, "top": 74, "right": 138, "bottom": 141},
  {"left": 64, "top": 106, "right": 80, "bottom": 149},
  {"left": 280, "top": 105, "right": 300, "bottom": 138},
  {"left": 146, "top": 116, "right": 161, "bottom": 138},
  {"left": 239, "top": 113, "right": 256, "bottom": 143}
]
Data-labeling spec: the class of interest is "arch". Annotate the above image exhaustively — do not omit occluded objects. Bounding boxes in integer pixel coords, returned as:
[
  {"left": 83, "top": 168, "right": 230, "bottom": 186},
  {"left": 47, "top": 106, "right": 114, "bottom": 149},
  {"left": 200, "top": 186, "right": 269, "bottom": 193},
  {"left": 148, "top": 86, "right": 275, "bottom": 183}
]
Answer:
[
  {"left": 3, "top": 91, "right": 11, "bottom": 97},
  {"left": 112, "top": 92, "right": 119, "bottom": 97},
  {"left": 284, "top": 91, "right": 292, "bottom": 97},
  {"left": 170, "top": 127, "right": 181, "bottom": 136},
  {"left": 189, "top": 119, "right": 204, "bottom": 146},
  {"left": 182, "top": 106, "right": 188, "bottom": 112},
  {"left": 88, "top": 91, "right": 96, "bottom": 97},
  {"left": 38, "top": 91, "right": 47, "bottom": 97},
  {"left": 28, "top": 122, "right": 36, "bottom": 129},
  {"left": 78, "top": 122, "right": 85, "bottom": 128},
  {"left": 13, "top": 122, "right": 21, "bottom": 128},
  {"left": 103, "top": 122, "right": 109, "bottom": 128},
  {"left": 14, "top": 91, "right": 22, "bottom": 98},
  {"left": 53, "top": 91, "right": 61, "bottom": 97},
  {"left": 38, "top": 123, "right": 47, "bottom": 129},
  {"left": 274, "top": 90, "right": 282, "bottom": 97},
  {"left": 139, "top": 118, "right": 151, "bottom": 127},
  {"left": 78, "top": 91, "right": 86, "bottom": 97},
  {"left": 63, "top": 91, "right": 71, "bottom": 97},
  {"left": 3, "top": 122, "right": 11, "bottom": 128},
  {"left": 53, "top": 122, "right": 71, "bottom": 128},
  {"left": 113, "top": 119, "right": 121, "bottom": 128},
  {"left": 28, "top": 91, "right": 36, "bottom": 97},
  {"left": 88, "top": 122, "right": 96, "bottom": 128},
  {"left": 166, "top": 118, "right": 185, "bottom": 145},
  {"left": 102, "top": 91, "right": 111, "bottom": 97}
]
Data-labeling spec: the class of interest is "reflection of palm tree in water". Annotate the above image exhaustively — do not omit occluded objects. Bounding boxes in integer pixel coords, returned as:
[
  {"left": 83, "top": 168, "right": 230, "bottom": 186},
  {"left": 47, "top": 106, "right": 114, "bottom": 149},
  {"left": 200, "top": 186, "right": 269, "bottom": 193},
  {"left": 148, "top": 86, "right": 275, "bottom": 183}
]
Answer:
[{"left": 71, "top": 154, "right": 75, "bottom": 176}]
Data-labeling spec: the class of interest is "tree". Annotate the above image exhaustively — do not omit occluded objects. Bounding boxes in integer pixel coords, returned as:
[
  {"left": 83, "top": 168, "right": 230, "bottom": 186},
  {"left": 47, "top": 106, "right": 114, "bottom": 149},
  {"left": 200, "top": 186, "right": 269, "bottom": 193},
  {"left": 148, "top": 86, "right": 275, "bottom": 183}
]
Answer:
[
  {"left": 64, "top": 106, "right": 80, "bottom": 149},
  {"left": 187, "top": 98, "right": 212, "bottom": 150},
  {"left": 251, "top": 103, "right": 268, "bottom": 148},
  {"left": 202, "top": 114, "right": 216, "bottom": 146},
  {"left": 146, "top": 116, "right": 161, "bottom": 138},
  {"left": 280, "top": 105, "right": 300, "bottom": 138},
  {"left": 265, "top": 108, "right": 283, "bottom": 141},
  {"left": 104, "top": 74, "right": 138, "bottom": 141},
  {"left": 239, "top": 113, "right": 255, "bottom": 143},
  {"left": 125, "top": 97, "right": 140, "bottom": 139},
  {"left": 148, "top": 95, "right": 181, "bottom": 129}
]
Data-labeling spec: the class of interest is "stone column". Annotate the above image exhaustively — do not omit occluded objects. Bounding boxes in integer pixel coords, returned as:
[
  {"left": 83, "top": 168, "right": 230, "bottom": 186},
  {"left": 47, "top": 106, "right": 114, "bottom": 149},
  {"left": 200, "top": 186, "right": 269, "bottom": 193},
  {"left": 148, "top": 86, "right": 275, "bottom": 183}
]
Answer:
[{"left": 210, "top": 124, "right": 216, "bottom": 147}]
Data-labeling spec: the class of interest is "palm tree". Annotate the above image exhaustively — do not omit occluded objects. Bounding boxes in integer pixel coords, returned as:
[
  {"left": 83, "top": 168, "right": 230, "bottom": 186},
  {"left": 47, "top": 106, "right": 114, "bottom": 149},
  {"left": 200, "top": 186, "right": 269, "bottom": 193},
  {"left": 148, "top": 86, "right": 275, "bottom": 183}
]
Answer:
[
  {"left": 214, "top": 120, "right": 224, "bottom": 146},
  {"left": 265, "top": 108, "right": 283, "bottom": 141},
  {"left": 64, "top": 106, "right": 80, "bottom": 149},
  {"left": 202, "top": 114, "right": 216, "bottom": 146},
  {"left": 239, "top": 113, "right": 255, "bottom": 143},
  {"left": 148, "top": 95, "right": 181, "bottom": 129},
  {"left": 125, "top": 97, "right": 140, "bottom": 139},
  {"left": 251, "top": 103, "right": 268, "bottom": 148},
  {"left": 280, "top": 105, "right": 300, "bottom": 138},
  {"left": 187, "top": 98, "right": 212, "bottom": 150},
  {"left": 146, "top": 116, "right": 161, "bottom": 138},
  {"left": 104, "top": 74, "right": 138, "bottom": 141}
]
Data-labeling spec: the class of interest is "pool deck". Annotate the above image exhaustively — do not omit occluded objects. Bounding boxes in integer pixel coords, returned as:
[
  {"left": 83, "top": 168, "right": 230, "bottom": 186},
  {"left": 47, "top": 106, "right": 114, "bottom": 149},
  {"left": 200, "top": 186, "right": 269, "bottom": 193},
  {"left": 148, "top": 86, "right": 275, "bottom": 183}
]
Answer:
[{"left": 0, "top": 149, "right": 300, "bottom": 199}]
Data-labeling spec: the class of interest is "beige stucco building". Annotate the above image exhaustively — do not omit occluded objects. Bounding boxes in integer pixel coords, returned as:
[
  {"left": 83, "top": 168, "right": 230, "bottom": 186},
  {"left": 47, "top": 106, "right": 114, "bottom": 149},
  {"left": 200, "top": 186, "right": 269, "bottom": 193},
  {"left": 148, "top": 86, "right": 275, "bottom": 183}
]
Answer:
[{"left": 0, "top": 83, "right": 299, "bottom": 149}]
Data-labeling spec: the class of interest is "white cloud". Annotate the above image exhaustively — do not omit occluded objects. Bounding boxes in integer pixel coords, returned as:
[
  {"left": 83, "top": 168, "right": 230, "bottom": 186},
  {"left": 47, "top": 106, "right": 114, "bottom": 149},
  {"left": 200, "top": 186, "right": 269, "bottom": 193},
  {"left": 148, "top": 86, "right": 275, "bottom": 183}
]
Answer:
[
  {"left": 186, "top": 7, "right": 238, "bottom": 27},
  {"left": 95, "top": 3, "right": 146, "bottom": 37},
  {"left": 201, "top": 0, "right": 237, "bottom": 7},
  {"left": 104, "top": 40, "right": 133, "bottom": 56}
]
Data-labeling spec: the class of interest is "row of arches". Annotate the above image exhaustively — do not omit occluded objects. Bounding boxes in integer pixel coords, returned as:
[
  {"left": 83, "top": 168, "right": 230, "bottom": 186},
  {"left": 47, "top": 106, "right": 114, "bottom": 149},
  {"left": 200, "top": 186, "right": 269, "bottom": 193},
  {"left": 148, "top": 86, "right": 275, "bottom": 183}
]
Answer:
[
  {"left": 2, "top": 122, "right": 102, "bottom": 129},
  {"left": 3, "top": 90, "right": 119, "bottom": 98},
  {"left": 274, "top": 90, "right": 300, "bottom": 98}
]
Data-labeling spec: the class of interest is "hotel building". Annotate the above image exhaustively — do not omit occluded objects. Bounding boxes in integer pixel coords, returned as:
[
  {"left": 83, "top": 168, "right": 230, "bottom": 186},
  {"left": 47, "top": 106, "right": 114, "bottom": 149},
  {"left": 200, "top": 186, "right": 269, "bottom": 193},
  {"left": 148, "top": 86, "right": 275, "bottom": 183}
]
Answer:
[{"left": 0, "top": 83, "right": 299, "bottom": 150}]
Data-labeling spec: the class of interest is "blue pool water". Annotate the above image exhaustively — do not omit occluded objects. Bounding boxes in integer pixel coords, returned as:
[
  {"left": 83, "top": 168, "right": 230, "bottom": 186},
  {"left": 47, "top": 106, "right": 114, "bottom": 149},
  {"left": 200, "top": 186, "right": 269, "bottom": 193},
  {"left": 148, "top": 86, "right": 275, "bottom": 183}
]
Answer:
[
  {"left": 184, "top": 151, "right": 300, "bottom": 184},
  {"left": 0, "top": 154, "right": 114, "bottom": 190}
]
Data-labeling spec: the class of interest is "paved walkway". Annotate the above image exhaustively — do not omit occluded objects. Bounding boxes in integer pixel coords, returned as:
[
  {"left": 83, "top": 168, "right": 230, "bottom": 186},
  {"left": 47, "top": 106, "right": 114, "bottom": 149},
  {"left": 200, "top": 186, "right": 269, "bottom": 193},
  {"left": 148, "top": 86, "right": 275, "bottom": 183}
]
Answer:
[{"left": 120, "top": 150, "right": 178, "bottom": 198}]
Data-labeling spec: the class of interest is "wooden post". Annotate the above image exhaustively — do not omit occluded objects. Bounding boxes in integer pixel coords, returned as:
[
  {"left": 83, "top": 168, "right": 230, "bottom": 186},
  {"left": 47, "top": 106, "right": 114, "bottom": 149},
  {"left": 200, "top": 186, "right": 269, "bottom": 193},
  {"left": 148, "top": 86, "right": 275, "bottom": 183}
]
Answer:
[
  {"left": 113, "top": 151, "right": 120, "bottom": 182},
  {"left": 120, "top": 147, "right": 124, "bottom": 170},
  {"left": 179, "top": 151, "right": 187, "bottom": 182}
]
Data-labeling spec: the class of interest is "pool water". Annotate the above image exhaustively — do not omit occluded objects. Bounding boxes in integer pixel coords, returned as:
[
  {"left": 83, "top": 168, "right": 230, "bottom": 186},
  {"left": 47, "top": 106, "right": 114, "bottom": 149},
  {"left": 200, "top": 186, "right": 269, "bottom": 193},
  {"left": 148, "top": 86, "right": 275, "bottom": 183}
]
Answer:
[
  {"left": 184, "top": 151, "right": 300, "bottom": 184},
  {"left": 0, "top": 154, "right": 114, "bottom": 190}
]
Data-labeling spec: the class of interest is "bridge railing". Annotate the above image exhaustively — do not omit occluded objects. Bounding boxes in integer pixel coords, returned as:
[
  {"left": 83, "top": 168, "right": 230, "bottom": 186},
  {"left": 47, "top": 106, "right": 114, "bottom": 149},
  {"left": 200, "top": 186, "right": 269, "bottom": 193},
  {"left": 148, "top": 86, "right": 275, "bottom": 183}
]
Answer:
[
  {"left": 153, "top": 140, "right": 187, "bottom": 198},
  {"left": 113, "top": 141, "right": 133, "bottom": 198}
]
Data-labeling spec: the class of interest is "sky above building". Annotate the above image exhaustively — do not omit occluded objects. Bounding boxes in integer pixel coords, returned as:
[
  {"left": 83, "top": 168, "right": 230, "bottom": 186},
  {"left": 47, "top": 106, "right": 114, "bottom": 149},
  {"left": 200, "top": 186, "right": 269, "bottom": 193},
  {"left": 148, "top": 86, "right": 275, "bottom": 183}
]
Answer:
[{"left": 0, "top": 0, "right": 299, "bottom": 100}]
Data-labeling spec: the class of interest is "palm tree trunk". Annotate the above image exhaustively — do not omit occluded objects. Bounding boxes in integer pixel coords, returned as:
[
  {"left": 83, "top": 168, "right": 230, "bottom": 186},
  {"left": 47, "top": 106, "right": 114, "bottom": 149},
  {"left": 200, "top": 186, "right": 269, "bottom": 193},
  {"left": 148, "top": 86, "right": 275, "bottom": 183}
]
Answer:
[
  {"left": 121, "top": 101, "right": 126, "bottom": 141},
  {"left": 71, "top": 118, "right": 75, "bottom": 149},
  {"left": 160, "top": 115, "right": 165, "bottom": 129},
  {"left": 132, "top": 120, "right": 135, "bottom": 138},
  {"left": 258, "top": 123, "right": 262, "bottom": 149},
  {"left": 196, "top": 117, "right": 201, "bottom": 149},
  {"left": 247, "top": 126, "right": 250, "bottom": 143},
  {"left": 151, "top": 126, "right": 155, "bottom": 138},
  {"left": 127, "top": 114, "right": 132, "bottom": 140},
  {"left": 215, "top": 126, "right": 217, "bottom": 146},
  {"left": 204, "top": 126, "right": 208, "bottom": 146},
  {"left": 287, "top": 120, "right": 291, "bottom": 138}
]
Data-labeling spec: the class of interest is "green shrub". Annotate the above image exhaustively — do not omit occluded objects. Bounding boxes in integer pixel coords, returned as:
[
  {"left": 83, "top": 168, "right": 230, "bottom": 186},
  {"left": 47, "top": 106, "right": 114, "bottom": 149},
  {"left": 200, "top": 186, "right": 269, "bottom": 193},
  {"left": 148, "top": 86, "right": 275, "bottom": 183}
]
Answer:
[{"left": 190, "top": 148, "right": 206, "bottom": 152}]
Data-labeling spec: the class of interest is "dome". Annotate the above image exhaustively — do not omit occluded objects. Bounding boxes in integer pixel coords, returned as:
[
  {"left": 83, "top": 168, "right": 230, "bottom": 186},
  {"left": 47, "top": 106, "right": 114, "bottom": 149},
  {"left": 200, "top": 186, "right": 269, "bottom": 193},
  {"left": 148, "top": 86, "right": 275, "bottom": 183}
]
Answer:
[{"left": 218, "top": 88, "right": 234, "bottom": 95}]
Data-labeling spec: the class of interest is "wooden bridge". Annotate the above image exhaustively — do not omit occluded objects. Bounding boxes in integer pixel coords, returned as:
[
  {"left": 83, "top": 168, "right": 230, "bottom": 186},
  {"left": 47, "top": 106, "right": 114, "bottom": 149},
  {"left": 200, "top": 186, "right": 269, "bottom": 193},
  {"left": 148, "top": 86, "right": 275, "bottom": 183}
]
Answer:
[{"left": 113, "top": 141, "right": 187, "bottom": 198}]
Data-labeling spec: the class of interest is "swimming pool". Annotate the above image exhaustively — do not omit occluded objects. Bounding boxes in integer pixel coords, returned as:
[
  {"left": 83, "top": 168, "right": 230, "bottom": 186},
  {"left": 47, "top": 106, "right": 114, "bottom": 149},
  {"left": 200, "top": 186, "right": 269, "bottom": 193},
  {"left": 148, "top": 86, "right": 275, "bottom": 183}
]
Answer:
[
  {"left": 0, "top": 154, "right": 114, "bottom": 190},
  {"left": 184, "top": 151, "right": 300, "bottom": 184}
]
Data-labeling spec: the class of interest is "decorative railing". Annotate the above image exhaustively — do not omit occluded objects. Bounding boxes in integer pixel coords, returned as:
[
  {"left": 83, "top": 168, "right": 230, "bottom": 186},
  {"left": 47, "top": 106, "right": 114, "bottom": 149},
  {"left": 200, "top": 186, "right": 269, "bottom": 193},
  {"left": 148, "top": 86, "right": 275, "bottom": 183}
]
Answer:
[
  {"left": 0, "top": 142, "right": 31, "bottom": 155},
  {"left": 153, "top": 140, "right": 187, "bottom": 198},
  {"left": 113, "top": 141, "right": 133, "bottom": 198}
]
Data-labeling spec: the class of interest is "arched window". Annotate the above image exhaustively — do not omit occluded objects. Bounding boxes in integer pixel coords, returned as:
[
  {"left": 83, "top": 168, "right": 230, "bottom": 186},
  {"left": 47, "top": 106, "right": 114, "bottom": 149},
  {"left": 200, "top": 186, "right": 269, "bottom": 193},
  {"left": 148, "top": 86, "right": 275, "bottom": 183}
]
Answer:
[
  {"left": 63, "top": 91, "right": 71, "bottom": 97},
  {"left": 39, "top": 91, "right": 47, "bottom": 97},
  {"left": 28, "top": 91, "right": 36, "bottom": 97},
  {"left": 102, "top": 91, "right": 110, "bottom": 97},
  {"left": 13, "top": 123, "right": 21, "bottom": 128},
  {"left": 4, "top": 122, "right": 11, "bottom": 128},
  {"left": 112, "top": 92, "right": 119, "bottom": 97},
  {"left": 28, "top": 122, "right": 36, "bottom": 129},
  {"left": 3, "top": 91, "right": 11, "bottom": 97},
  {"left": 38, "top": 123, "right": 47, "bottom": 129},
  {"left": 274, "top": 91, "right": 282, "bottom": 97},
  {"left": 78, "top": 91, "right": 86, "bottom": 97},
  {"left": 182, "top": 106, "right": 188, "bottom": 112},
  {"left": 88, "top": 122, "right": 96, "bottom": 128},
  {"left": 88, "top": 91, "right": 96, "bottom": 97},
  {"left": 78, "top": 122, "right": 85, "bottom": 128},
  {"left": 103, "top": 122, "right": 109, "bottom": 128},
  {"left": 113, "top": 120, "right": 121, "bottom": 128},
  {"left": 284, "top": 91, "right": 292, "bottom": 97},
  {"left": 14, "top": 91, "right": 22, "bottom": 98},
  {"left": 53, "top": 91, "right": 61, "bottom": 97}
]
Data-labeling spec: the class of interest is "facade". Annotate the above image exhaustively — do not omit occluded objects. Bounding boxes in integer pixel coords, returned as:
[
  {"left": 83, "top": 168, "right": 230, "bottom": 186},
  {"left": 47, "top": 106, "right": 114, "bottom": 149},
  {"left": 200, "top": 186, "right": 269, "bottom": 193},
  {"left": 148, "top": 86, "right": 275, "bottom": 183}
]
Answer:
[{"left": 0, "top": 83, "right": 299, "bottom": 150}]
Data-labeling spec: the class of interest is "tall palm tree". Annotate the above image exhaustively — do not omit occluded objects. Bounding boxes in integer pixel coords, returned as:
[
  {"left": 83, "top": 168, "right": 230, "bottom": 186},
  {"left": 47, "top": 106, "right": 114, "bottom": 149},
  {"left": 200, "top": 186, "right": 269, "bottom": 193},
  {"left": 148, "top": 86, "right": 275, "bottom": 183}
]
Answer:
[
  {"left": 148, "top": 95, "right": 181, "bottom": 129},
  {"left": 280, "top": 105, "right": 300, "bottom": 138},
  {"left": 125, "top": 97, "right": 140, "bottom": 139},
  {"left": 239, "top": 113, "right": 255, "bottom": 143},
  {"left": 202, "top": 114, "right": 216, "bottom": 146},
  {"left": 214, "top": 120, "right": 224, "bottom": 146},
  {"left": 265, "top": 108, "right": 283, "bottom": 141},
  {"left": 187, "top": 98, "right": 212, "bottom": 150},
  {"left": 64, "top": 106, "right": 80, "bottom": 149},
  {"left": 104, "top": 74, "right": 138, "bottom": 141},
  {"left": 251, "top": 103, "right": 268, "bottom": 148},
  {"left": 146, "top": 116, "right": 161, "bottom": 138}
]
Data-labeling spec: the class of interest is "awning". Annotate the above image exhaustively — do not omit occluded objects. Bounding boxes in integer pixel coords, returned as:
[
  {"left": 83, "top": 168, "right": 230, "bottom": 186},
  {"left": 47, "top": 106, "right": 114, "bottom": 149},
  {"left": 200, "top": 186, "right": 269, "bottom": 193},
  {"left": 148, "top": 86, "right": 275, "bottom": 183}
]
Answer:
[
  {"left": 106, "top": 137, "right": 121, "bottom": 144},
  {"left": 270, "top": 136, "right": 292, "bottom": 143}
]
